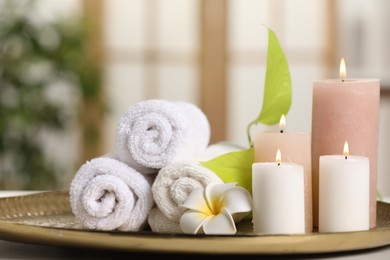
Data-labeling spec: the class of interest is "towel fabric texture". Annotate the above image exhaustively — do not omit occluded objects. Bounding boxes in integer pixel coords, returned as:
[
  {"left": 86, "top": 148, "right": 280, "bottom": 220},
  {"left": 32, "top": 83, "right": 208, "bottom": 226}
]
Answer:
[
  {"left": 115, "top": 99, "right": 211, "bottom": 174},
  {"left": 151, "top": 162, "right": 223, "bottom": 224},
  {"left": 69, "top": 157, "right": 155, "bottom": 231},
  {"left": 147, "top": 207, "right": 182, "bottom": 233},
  {"left": 150, "top": 142, "right": 243, "bottom": 229}
]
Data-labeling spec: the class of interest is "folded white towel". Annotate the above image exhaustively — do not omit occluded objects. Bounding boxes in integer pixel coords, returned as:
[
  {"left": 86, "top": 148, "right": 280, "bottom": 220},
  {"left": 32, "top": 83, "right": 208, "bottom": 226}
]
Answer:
[
  {"left": 69, "top": 157, "right": 155, "bottom": 231},
  {"left": 147, "top": 207, "right": 182, "bottom": 233},
  {"left": 151, "top": 142, "right": 242, "bottom": 224},
  {"left": 115, "top": 99, "right": 211, "bottom": 174}
]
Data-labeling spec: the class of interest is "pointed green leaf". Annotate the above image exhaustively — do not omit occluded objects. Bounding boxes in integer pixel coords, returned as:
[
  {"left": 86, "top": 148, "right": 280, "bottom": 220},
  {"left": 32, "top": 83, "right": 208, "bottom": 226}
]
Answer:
[
  {"left": 247, "top": 26, "right": 292, "bottom": 146},
  {"left": 200, "top": 148, "right": 254, "bottom": 195},
  {"left": 259, "top": 27, "right": 292, "bottom": 124}
]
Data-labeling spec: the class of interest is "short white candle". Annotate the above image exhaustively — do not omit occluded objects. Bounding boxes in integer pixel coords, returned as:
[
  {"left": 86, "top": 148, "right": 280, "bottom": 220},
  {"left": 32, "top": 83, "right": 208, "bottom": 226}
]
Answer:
[
  {"left": 252, "top": 149, "right": 305, "bottom": 234},
  {"left": 319, "top": 141, "right": 370, "bottom": 233},
  {"left": 253, "top": 114, "right": 313, "bottom": 233}
]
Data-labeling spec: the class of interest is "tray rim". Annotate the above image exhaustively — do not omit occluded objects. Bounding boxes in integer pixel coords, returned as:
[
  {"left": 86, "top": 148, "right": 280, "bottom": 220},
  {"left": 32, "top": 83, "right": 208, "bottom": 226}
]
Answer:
[{"left": 0, "top": 191, "right": 390, "bottom": 255}]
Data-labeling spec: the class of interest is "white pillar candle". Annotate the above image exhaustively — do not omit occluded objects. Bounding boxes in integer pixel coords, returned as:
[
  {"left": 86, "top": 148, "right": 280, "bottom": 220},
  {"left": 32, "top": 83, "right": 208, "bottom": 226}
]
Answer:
[
  {"left": 319, "top": 142, "right": 370, "bottom": 233},
  {"left": 253, "top": 115, "right": 312, "bottom": 233},
  {"left": 252, "top": 149, "right": 305, "bottom": 234}
]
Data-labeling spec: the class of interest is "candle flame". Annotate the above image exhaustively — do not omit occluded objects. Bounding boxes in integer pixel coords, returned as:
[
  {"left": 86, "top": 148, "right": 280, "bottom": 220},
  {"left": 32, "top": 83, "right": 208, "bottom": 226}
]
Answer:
[
  {"left": 275, "top": 149, "right": 282, "bottom": 164},
  {"left": 343, "top": 141, "right": 349, "bottom": 157},
  {"left": 340, "top": 57, "right": 347, "bottom": 79},
  {"left": 279, "top": 114, "right": 286, "bottom": 131}
]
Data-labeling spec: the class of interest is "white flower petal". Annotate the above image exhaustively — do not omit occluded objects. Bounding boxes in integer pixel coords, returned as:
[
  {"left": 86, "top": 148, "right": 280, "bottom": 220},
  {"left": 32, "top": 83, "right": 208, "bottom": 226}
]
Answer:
[
  {"left": 181, "top": 187, "right": 212, "bottom": 215},
  {"left": 220, "top": 186, "right": 252, "bottom": 216},
  {"left": 204, "top": 182, "right": 237, "bottom": 213},
  {"left": 202, "top": 208, "right": 237, "bottom": 235},
  {"left": 180, "top": 210, "right": 211, "bottom": 234}
]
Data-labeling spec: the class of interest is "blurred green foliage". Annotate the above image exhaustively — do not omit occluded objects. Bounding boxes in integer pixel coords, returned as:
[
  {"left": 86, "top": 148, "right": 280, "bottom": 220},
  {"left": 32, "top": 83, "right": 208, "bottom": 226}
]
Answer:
[{"left": 0, "top": 0, "right": 102, "bottom": 189}]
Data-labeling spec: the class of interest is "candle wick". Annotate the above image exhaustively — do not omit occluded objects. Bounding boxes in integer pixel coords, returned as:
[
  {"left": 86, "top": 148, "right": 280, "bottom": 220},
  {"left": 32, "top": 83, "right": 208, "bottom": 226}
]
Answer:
[
  {"left": 277, "top": 163, "right": 280, "bottom": 166},
  {"left": 341, "top": 79, "right": 345, "bottom": 82},
  {"left": 345, "top": 156, "right": 348, "bottom": 160},
  {"left": 280, "top": 130, "right": 284, "bottom": 133}
]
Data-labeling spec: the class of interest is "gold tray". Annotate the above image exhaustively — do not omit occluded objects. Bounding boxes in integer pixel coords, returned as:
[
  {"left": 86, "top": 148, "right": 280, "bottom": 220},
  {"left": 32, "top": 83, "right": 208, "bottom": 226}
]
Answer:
[{"left": 0, "top": 191, "right": 390, "bottom": 255}]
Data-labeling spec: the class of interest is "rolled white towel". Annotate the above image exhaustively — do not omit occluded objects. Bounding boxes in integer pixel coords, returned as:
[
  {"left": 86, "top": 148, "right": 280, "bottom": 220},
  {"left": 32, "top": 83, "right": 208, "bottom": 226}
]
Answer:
[
  {"left": 115, "top": 99, "right": 210, "bottom": 174},
  {"left": 151, "top": 142, "right": 243, "bottom": 224},
  {"left": 152, "top": 162, "right": 223, "bottom": 223},
  {"left": 147, "top": 207, "right": 182, "bottom": 233},
  {"left": 69, "top": 157, "right": 155, "bottom": 231}
]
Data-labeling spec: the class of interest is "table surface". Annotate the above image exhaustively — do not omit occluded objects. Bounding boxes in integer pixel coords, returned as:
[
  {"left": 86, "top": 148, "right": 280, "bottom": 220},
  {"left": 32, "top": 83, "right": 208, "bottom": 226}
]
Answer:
[{"left": 0, "top": 191, "right": 390, "bottom": 260}]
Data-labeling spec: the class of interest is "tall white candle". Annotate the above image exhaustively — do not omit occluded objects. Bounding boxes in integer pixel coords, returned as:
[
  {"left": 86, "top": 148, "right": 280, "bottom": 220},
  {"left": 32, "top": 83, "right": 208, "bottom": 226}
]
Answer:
[
  {"left": 252, "top": 149, "right": 305, "bottom": 234},
  {"left": 319, "top": 141, "right": 370, "bottom": 233}
]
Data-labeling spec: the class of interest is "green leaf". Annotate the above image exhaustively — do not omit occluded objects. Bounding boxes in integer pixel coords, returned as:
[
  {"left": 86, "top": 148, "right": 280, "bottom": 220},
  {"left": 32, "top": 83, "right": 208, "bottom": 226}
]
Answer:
[
  {"left": 200, "top": 148, "right": 254, "bottom": 195},
  {"left": 247, "top": 26, "right": 292, "bottom": 146},
  {"left": 377, "top": 190, "right": 383, "bottom": 201}
]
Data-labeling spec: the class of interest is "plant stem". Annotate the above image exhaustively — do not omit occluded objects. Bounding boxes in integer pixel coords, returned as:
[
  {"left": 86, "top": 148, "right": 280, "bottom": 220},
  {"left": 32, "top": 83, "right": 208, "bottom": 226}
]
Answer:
[{"left": 246, "top": 120, "right": 258, "bottom": 148}]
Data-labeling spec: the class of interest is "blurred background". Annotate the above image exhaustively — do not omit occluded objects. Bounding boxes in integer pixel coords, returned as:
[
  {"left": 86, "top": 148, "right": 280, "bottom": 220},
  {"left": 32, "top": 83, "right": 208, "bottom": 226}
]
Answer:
[{"left": 0, "top": 0, "right": 389, "bottom": 199}]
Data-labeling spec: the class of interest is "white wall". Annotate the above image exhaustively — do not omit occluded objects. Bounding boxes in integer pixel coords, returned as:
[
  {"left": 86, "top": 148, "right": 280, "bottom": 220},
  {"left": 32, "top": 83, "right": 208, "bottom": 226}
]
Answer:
[
  {"left": 336, "top": 0, "right": 390, "bottom": 198},
  {"left": 102, "top": 0, "right": 200, "bottom": 153},
  {"left": 17, "top": 0, "right": 390, "bottom": 196},
  {"left": 227, "top": 0, "right": 328, "bottom": 147}
]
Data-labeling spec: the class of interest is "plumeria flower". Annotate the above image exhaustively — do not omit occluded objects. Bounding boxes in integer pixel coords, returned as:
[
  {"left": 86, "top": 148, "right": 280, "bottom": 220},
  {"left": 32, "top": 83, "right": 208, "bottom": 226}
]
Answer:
[{"left": 179, "top": 182, "right": 252, "bottom": 235}]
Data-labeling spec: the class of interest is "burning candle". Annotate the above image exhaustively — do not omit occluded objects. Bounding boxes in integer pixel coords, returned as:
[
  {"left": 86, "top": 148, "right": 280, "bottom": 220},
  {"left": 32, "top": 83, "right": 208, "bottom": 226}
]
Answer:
[
  {"left": 319, "top": 141, "right": 370, "bottom": 233},
  {"left": 253, "top": 115, "right": 312, "bottom": 232},
  {"left": 311, "top": 57, "right": 380, "bottom": 228},
  {"left": 252, "top": 149, "right": 305, "bottom": 234}
]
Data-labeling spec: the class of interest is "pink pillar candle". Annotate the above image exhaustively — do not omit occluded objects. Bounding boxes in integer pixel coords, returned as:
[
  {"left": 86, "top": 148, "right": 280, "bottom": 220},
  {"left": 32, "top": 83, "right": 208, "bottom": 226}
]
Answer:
[
  {"left": 311, "top": 78, "right": 380, "bottom": 229},
  {"left": 253, "top": 122, "right": 312, "bottom": 233}
]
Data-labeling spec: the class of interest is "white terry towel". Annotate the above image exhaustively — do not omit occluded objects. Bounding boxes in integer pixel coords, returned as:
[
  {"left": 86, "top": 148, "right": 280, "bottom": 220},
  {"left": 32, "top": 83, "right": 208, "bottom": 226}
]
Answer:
[
  {"left": 147, "top": 207, "right": 182, "bottom": 233},
  {"left": 69, "top": 157, "right": 155, "bottom": 231},
  {"left": 152, "top": 162, "right": 223, "bottom": 224},
  {"left": 151, "top": 142, "right": 243, "bottom": 224},
  {"left": 115, "top": 99, "right": 211, "bottom": 174}
]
